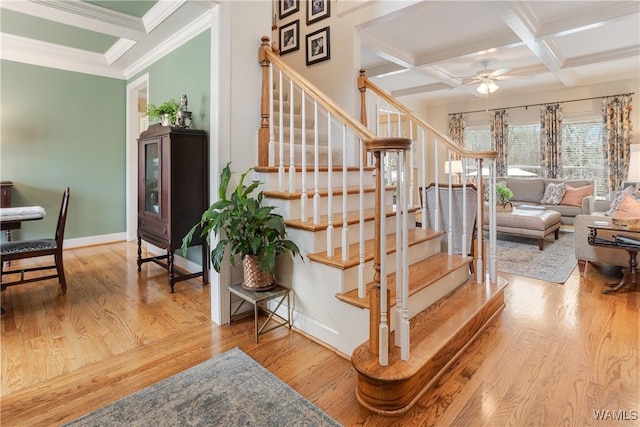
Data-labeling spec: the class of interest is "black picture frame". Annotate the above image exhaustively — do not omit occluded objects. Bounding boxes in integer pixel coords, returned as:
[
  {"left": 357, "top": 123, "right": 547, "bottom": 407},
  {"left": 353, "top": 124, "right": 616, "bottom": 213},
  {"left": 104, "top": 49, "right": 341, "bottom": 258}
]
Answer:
[
  {"left": 306, "top": 26, "right": 330, "bottom": 66},
  {"left": 279, "top": 20, "right": 300, "bottom": 56},
  {"left": 279, "top": 0, "right": 299, "bottom": 20},
  {"left": 306, "top": 0, "right": 330, "bottom": 25}
]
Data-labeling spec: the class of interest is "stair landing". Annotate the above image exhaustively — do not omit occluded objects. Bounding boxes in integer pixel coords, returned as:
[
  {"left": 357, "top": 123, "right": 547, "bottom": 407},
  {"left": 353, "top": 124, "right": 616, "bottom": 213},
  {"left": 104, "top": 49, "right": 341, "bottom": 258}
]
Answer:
[{"left": 351, "top": 276, "right": 508, "bottom": 416}]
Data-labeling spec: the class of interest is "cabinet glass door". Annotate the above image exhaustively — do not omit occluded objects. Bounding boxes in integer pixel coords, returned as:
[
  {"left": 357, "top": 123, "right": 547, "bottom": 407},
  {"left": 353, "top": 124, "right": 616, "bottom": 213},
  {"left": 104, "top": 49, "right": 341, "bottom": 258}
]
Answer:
[{"left": 144, "top": 142, "right": 160, "bottom": 215}]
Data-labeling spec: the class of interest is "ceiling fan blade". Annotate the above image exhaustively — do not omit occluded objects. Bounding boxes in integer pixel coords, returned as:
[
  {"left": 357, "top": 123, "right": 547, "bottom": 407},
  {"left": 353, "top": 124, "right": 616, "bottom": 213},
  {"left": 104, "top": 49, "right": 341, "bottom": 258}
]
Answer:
[
  {"left": 494, "top": 74, "right": 534, "bottom": 80},
  {"left": 448, "top": 79, "right": 480, "bottom": 90},
  {"left": 491, "top": 67, "right": 512, "bottom": 77}
]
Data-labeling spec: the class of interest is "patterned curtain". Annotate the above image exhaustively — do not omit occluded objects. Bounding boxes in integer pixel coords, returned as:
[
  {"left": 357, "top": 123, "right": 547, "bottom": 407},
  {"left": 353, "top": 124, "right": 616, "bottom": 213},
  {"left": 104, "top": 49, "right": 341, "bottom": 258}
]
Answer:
[
  {"left": 490, "top": 109, "right": 508, "bottom": 177},
  {"left": 448, "top": 113, "right": 466, "bottom": 160},
  {"left": 540, "top": 103, "right": 563, "bottom": 178},
  {"left": 602, "top": 95, "right": 633, "bottom": 193}
]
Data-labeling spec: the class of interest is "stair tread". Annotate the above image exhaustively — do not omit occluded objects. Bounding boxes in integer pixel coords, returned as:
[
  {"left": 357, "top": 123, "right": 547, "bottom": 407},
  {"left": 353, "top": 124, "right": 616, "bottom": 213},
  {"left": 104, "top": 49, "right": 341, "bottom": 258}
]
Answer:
[
  {"left": 351, "top": 277, "right": 507, "bottom": 380},
  {"left": 336, "top": 253, "right": 472, "bottom": 309},
  {"left": 254, "top": 166, "right": 375, "bottom": 173},
  {"left": 285, "top": 206, "right": 419, "bottom": 232},
  {"left": 307, "top": 228, "right": 443, "bottom": 269},
  {"left": 263, "top": 184, "right": 394, "bottom": 200}
]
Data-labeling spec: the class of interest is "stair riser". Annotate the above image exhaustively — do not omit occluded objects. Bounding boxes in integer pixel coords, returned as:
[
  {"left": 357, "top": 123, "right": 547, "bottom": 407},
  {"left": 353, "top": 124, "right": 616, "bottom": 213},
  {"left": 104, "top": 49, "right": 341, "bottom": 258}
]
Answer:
[
  {"left": 256, "top": 170, "right": 375, "bottom": 191},
  {"left": 273, "top": 126, "right": 330, "bottom": 144},
  {"left": 337, "top": 239, "right": 441, "bottom": 294},
  {"left": 286, "top": 214, "right": 419, "bottom": 254},
  {"left": 265, "top": 190, "right": 395, "bottom": 219},
  {"left": 273, "top": 112, "right": 316, "bottom": 129},
  {"left": 355, "top": 288, "right": 506, "bottom": 415},
  {"left": 389, "top": 266, "right": 470, "bottom": 327}
]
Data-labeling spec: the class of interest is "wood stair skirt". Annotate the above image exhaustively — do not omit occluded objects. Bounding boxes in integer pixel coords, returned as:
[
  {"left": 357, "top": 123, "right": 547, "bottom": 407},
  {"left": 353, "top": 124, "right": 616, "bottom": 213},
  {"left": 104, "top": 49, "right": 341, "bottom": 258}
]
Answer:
[{"left": 351, "top": 277, "right": 507, "bottom": 416}]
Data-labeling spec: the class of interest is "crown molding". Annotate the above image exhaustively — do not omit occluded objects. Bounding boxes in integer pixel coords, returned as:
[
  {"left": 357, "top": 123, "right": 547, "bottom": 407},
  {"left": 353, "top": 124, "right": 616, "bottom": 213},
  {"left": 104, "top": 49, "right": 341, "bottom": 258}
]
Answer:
[
  {"left": 2, "top": 0, "right": 146, "bottom": 40},
  {"left": 0, "top": 33, "right": 124, "bottom": 79},
  {"left": 105, "top": 38, "right": 138, "bottom": 65},
  {"left": 143, "top": 0, "right": 188, "bottom": 33},
  {"left": 123, "top": 10, "right": 212, "bottom": 80}
]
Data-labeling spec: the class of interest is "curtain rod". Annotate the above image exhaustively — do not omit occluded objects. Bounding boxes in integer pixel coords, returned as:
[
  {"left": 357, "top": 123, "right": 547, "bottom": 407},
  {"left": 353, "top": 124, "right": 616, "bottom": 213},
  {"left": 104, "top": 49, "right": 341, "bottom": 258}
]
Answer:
[{"left": 449, "top": 92, "right": 635, "bottom": 116}]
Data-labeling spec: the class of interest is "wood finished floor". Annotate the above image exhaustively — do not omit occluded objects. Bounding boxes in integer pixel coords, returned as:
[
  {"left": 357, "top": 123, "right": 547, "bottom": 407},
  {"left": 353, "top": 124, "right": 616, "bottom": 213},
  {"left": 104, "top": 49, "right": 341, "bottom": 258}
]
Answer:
[{"left": 1, "top": 241, "right": 638, "bottom": 426}]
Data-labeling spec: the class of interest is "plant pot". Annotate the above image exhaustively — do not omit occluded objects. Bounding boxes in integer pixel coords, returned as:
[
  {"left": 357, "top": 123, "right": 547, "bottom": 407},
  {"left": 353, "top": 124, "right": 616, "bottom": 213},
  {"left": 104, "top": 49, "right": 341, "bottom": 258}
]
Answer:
[
  {"left": 160, "top": 114, "right": 171, "bottom": 126},
  {"left": 242, "top": 255, "right": 275, "bottom": 291}
]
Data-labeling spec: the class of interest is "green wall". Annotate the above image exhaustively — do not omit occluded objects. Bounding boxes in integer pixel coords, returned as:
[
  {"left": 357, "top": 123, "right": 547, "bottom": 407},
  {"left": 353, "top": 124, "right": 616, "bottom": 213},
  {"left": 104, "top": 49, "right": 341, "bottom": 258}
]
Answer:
[
  {"left": 0, "top": 60, "right": 126, "bottom": 240},
  {"left": 134, "top": 30, "right": 211, "bottom": 134},
  {"left": 0, "top": 29, "right": 211, "bottom": 243}
]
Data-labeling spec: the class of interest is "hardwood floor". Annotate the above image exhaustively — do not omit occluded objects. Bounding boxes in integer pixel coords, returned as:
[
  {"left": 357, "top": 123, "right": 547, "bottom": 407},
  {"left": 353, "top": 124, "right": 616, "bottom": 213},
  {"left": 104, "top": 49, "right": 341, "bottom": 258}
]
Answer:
[{"left": 1, "top": 241, "right": 638, "bottom": 426}]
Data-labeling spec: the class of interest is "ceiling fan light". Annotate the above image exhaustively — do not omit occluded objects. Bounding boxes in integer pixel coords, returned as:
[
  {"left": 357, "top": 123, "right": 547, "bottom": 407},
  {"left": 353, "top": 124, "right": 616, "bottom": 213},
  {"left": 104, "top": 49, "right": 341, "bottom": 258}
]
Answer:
[
  {"left": 476, "top": 82, "right": 489, "bottom": 94},
  {"left": 488, "top": 82, "right": 499, "bottom": 93}
]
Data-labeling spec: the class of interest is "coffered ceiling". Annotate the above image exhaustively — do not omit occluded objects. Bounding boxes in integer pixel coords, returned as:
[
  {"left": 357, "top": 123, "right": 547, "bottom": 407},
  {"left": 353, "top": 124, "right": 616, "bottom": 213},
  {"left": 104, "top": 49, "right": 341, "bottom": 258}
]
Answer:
[
  {"left": 0, "top": 0, "right": 213, "bottom": 79},
  {"left": 359, "top": 1, "right": 640, "bottom": 104},
  {"left": 1, "top": 0, "right": 638, "bottom": 105}
]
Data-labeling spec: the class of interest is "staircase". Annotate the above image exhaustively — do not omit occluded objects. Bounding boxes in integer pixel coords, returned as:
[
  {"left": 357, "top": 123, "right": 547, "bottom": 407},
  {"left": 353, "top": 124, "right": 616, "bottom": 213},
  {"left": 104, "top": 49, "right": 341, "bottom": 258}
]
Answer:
[{"left": 256, "top": 37, "right": 507, "bottom": 415}]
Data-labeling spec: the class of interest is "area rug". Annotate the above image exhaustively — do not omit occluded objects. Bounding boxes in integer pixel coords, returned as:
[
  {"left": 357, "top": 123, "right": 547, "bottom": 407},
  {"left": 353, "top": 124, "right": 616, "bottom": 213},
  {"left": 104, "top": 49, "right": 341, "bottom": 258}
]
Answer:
[
  {"left": 493, "top": 230, "right": 576, "bottom": 283},
  {"left": 65, "top": 348, "right": 341, "bottom": 427}
]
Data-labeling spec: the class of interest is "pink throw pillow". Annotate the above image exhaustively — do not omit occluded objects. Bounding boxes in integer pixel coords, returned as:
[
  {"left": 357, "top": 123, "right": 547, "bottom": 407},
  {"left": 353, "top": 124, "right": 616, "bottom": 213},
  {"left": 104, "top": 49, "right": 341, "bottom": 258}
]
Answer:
[
  {"left": 612, "top": 194, "right": 640, "bottom": 219},
  {"left": 560, "top": 184, "right": 593, "bottom": 207}
]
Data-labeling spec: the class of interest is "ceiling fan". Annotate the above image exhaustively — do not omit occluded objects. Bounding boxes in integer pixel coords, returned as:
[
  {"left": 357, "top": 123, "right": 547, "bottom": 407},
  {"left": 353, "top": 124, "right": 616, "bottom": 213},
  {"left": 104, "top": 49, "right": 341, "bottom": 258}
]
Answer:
[{"left": 454, "top": 61, "right": 533, "bottom": 94}]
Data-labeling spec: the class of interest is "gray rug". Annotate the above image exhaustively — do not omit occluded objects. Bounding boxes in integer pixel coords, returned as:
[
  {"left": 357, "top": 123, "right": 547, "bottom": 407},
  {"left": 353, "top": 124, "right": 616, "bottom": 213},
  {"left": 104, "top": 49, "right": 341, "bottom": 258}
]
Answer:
[
  {"left": 65, "top": 348, "right": 341, "bottom": 427},
  {"left": 493, "top": 230, "right": 576, "bottom": 283}
]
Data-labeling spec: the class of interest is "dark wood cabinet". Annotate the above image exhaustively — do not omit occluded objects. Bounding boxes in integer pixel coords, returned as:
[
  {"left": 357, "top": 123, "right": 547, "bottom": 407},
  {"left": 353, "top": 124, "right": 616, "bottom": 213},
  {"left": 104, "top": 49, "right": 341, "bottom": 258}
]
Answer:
[
  {"left": 1, "top": 181, "right": 13, "bottom": 208},
  {"left": 137, "top": 124, "right": 208, "bottom": 292}
]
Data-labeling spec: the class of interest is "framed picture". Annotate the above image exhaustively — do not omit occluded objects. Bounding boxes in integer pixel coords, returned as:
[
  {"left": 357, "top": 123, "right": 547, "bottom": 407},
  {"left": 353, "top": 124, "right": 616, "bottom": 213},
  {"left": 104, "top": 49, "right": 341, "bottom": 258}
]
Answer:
[
  {"left": 306, "top": 26, "right": 330, "bottom": 66},
  {"left": 279, "top": 0, "right": 299, "bottom": 20},
  {"left": 279, "top": 20, "right": 300, "bottom": 56},
  {"left": 307, "top": 0, "right": 330, "bottom": 25}
]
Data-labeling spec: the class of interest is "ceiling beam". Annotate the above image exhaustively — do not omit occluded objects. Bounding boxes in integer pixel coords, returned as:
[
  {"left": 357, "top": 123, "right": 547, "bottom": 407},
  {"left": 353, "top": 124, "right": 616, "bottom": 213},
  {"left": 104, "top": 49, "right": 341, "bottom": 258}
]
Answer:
[
  {"left": 537, "top": 1, "right": 640, "bottom": 39},
  {"left": 491, "top": 1, "right": 576, "bottom": 87}
]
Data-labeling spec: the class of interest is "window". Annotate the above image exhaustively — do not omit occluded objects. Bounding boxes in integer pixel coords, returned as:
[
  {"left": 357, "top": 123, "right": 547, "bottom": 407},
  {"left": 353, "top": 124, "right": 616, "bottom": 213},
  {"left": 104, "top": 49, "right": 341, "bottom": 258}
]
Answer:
[
  {"left": 562, "top": 119, "right": 605, "bottom": 196},
  {"left": 508, "top": 124, "right": 541, "bottom": 176}
]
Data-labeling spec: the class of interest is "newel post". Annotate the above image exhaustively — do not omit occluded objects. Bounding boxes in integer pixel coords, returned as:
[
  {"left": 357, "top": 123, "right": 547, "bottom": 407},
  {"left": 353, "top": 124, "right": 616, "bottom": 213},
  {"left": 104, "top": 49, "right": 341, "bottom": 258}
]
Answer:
[{"left": 258, "top": 36, "right": 271, "bottom": 167}]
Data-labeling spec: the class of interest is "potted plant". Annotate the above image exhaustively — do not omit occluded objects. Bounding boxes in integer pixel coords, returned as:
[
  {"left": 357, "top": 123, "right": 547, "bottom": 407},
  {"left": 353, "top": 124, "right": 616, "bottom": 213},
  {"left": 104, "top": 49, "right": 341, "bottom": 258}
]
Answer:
[
  {"left": 146, "top": 99, "right": 179, "bottom": 126},
  {"left": 496, "top": 183, "right": 514, "bottom": 208},
  {"left": 182, "top": 163, "right": 302, "bottom": 290}
]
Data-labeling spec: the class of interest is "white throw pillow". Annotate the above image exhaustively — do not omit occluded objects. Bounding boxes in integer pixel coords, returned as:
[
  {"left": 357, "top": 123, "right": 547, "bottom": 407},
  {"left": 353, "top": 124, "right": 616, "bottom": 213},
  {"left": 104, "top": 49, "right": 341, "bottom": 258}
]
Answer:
[{"left": 540, "top": 182, "right": 566, "bottom": 205}]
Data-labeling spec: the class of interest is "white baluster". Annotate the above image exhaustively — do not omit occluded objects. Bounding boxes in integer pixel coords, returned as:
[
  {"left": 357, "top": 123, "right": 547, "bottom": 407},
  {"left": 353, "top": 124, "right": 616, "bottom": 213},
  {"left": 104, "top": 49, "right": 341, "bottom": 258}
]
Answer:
[
  {"left": 409, "top": 122, "right": 415, "bottom": 208},
  {"left": 400, "top": 150, "right": 410, "bottom": 360},
  {"left": 476, "top": 158, "right": 484, "bottom": 284},
  {"left": 288, "top": 80, "right": 295, "bottom": 193},
  {"left": 420, "top": 128, "right": 426, "bottom": 230},
  {"left": 379, "top": 151, "right": 388, "bottom": 366},
  {"left": 447, "top": 150, "right": 453, "bottom": 256},
  {"left": 358, "top": 137, "right": 365, "bottom": 299},
  {"left": 341, "top": 124, "right": 349, "bottom": 261},
  {"left": 326, "top": 112, "right": 334, "bottom": 257},
  {"left": 300, "top": 90, "right": 307, "bottom": 222},
  {"left": 278, "top": 71, "right": 284, "bottom": 191},
  {"left": 434, "top": 142, "right": 440, "bottom": 232},
  {"left": 313, "top": 101, "right": 320, "bottom": 224}
]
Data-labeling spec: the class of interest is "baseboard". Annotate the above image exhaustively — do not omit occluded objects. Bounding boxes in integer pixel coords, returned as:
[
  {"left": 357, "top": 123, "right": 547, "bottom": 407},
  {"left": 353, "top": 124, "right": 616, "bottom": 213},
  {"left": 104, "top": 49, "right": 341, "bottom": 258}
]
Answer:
[
  {"left": 62, "top": 233, "right": 202, "bottom": 275},
  {"left": 64, "top": 233, "right": 126, "bottom": 249}
]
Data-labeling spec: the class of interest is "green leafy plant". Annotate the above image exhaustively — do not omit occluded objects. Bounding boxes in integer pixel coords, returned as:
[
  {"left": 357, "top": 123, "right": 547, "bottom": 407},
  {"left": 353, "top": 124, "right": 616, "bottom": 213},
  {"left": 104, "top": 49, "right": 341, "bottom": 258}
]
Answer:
[
  {"left": 496, "top": 183, "right": 514, "bottom": 205},
  {"left": 146, "top": 99, "right": 179, "bottom": 125},
  {"left": 182, "top": 163, "right": 302, "bottom": 276}
]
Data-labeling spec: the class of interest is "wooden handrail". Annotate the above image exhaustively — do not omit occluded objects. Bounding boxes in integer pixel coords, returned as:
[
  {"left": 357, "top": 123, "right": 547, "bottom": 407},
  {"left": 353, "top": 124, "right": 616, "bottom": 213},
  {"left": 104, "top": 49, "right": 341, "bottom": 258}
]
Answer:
[
  {"left": 259, "top": 37, "right": 376, "bottom": 143},
  {"left": 358, "top": 69, "right": 498, "bottom": 161}
]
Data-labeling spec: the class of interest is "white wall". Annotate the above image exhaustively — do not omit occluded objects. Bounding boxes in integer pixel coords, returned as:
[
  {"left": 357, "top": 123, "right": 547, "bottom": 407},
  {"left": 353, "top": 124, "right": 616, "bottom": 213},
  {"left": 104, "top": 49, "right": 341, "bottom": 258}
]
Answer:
[
  {"left": 209, "top": 1, "right": 271, "bottom": 324},
  {"left": 274, "top": 0, "right": 420, "bottom": 117}
]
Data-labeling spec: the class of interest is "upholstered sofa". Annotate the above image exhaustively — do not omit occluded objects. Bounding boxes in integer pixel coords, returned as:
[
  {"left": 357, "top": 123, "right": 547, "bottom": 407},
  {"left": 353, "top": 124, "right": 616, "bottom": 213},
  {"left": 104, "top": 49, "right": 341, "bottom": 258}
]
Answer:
[{"left": 504, "top": 178, "right": 594, "bottom": 224}]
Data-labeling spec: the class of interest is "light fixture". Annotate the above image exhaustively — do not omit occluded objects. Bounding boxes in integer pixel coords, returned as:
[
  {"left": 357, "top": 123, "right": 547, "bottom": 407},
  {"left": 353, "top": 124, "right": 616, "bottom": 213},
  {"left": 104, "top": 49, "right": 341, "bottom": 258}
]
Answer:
[
  {"left": 445, "top": 160, "right": 464, "bottom": 183},
  {"left": 477, "top": 79, "right": 498, "bottom": 95},
  {"left": 628, "top": 144, "right": 640, "bottom": 182}
]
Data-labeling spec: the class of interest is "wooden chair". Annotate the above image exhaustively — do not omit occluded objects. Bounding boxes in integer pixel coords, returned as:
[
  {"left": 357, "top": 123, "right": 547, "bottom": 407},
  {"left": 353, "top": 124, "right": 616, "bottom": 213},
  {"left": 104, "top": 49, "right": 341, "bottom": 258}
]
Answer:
[{"left": 1, "top": 187, "right": 70, "bottom": 294}]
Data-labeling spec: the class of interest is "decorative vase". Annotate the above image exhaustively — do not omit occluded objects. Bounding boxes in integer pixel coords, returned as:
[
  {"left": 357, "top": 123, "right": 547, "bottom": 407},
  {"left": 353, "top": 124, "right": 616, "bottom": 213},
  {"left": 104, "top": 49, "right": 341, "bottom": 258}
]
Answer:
[{"left": 242, "top": 255, "right": 275, "bottom": 291}]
